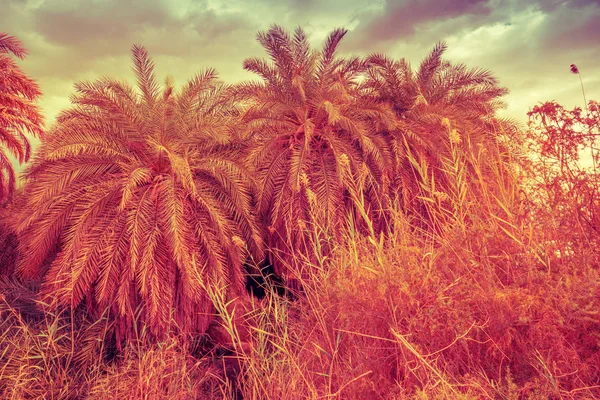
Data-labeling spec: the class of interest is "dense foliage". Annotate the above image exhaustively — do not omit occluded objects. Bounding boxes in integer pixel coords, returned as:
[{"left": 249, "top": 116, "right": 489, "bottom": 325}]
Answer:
[
  {"left": 15, "top": 46, "right": 263, "bottom": 341},
  {"left": 0, "top": 27, "right": 598, "bottom": 399},
  {"left": 0, "top": 34, "right": 43, "bottom": 202},
  {"left": 236, "top": 27, "right": 394, "bottom": 286}
]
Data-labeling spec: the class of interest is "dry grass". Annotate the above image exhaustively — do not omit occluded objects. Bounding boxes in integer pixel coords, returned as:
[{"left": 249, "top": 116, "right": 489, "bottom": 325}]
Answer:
[
  {"left": 1, "top": 200, "right": 599, "bottom": 399},
  {"left": 0, "top": 31, "right": 598, "bottom": 399},
  {"left": 2, "top": 139, "right": 600, "bottom": 399}
]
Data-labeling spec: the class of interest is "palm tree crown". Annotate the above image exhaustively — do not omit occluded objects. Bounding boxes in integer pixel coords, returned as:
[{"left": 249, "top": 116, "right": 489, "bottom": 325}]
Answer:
[
  {"left": 365, "top": 42, "right": 517, "bottom": 230},
  {"left": 0, "top": 33, "right": 44, "bottom": 203},
  {"left": 236, "top": 26, "right": 394, "bottom": 283},
  {"left": 16, "top": 45, "right": 263, "bottom": 340}
]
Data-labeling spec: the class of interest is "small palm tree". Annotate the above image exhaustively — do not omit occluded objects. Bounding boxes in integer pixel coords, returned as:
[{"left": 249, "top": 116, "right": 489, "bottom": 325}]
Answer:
[
  {"left": 16, "top": 45, "right": 263, "bottom": 341},
  {"left": 365, "top": 42, "right": 517, "bottom": 230},
  {"left": 0, "top": 33, "right": 44, "bottom": 203},
  {"left": 236, "top": 26, "right": 394, "bottom": 285}
]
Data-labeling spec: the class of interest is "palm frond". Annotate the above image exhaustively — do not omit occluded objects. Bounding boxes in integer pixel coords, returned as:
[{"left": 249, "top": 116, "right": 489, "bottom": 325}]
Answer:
[
  {"left": 131, "top": 44, "right": 159, "bottom": 107},
  {"left": 0, "top": 33, "right": 27, "bottom": 59}
]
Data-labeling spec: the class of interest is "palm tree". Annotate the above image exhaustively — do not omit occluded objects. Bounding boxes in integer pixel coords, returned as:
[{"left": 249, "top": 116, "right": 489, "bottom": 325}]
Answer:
[
  {"left": 15, "top": 45, "right": 263, "bottom": 341},
  {"left": 364, "top": 42, "right": 518, "bottom": 231},
  {"left": 0, "top": 33, "right": 44, "bottom": 203},
  {"left": 235, "top": 26, "right": 394, "bottom": 285}
]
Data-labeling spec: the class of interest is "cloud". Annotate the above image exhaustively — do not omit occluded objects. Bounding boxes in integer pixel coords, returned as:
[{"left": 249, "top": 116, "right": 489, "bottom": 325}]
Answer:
[
  {"left": 34, "top": 0, "right": 171, "bottom": 49},
  {"left": 344, "top": 0, "right": 496, "bottom": 51},
  {"left": 1, "top": 0, "right": 598, "bottom": 131},
  {"left": 439, "top": 2, "right": 600, "bottom": 119},
  {"left": 27, "top": 0, "right": 260, "bottom": 70},
  {"left": 31, "top": 0, "right": 261, "bottom": 59},
  {"left": 539, "top": 2, "right": 600, "bottom": 50},
  {"left": 3, "top": 0, "right": 269, "bottom": 126}
]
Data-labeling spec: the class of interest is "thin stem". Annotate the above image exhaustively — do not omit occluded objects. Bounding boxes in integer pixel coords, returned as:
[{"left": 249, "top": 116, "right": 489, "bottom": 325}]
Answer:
[
  {"left": 576, "top": 70, "right": 595, "bottom": 174},
  {"left": 578, "top": 72, "right": 588, "bottom": 115}
]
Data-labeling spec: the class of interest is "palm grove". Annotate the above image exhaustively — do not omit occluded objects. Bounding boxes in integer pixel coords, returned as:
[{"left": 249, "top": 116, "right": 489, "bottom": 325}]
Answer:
[{"left": 2, "top": 27, "right": 520, "bottom": 342}]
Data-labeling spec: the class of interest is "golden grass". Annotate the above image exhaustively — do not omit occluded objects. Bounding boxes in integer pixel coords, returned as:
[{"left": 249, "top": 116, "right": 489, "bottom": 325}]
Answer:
[
  {"left": 1, "top": 201, "right": 599, "bottom": 399},
  {"left": 1, "top": 99, "right": 599, "bottom": 398},
  {"left": 2, "top": 145, "right": 600, "bottom": 399}
]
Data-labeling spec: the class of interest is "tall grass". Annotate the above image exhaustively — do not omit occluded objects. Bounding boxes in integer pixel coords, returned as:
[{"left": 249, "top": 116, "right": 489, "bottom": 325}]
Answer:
[
  {"left": 1, "top": 202, "right": 599, "bottom": 398},
  {"left": 1, "top": 95, "right": 599, "bottom": 398}
]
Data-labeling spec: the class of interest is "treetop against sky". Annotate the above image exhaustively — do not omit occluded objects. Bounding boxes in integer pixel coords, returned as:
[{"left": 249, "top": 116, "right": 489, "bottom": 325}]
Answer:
[{"left": 3, "top": 0, "right": 599, "bottom": 127}]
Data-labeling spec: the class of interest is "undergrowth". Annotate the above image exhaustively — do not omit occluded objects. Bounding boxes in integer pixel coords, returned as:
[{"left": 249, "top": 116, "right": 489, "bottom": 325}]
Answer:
[{"left": 2, "top": 201, "right": 598, "bottom": 399}]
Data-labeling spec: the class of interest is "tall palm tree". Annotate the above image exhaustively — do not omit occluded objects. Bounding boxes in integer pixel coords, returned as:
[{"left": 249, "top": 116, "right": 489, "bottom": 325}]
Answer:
[
  {"left": 15, "top": 45, "right": 263, "bottom": 341},
  {"left": 235, "top": 26, "right": 394, "bottom": 285},
  {"left": 0, "top": 33, "right": 44, "bottom": 203},
  {"left": 364, "top": 42, "right": 518, "bottom": 231}
]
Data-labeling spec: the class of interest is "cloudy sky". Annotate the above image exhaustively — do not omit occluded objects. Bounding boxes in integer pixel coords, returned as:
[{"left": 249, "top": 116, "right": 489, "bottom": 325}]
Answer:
[{"left": 4, "top": 0, "right": 599, "bottom": 130}]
